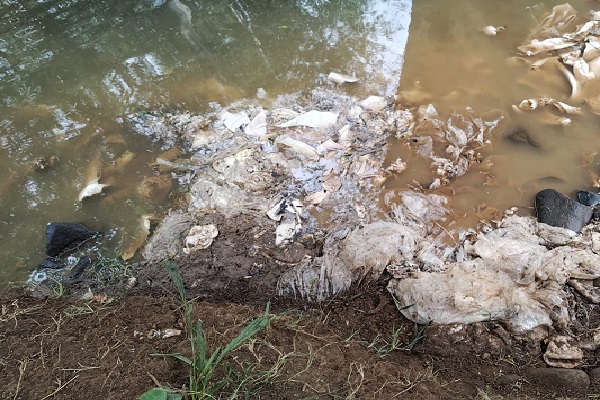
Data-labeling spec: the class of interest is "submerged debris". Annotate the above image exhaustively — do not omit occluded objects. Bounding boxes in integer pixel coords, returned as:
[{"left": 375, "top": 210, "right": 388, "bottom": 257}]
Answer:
[
  {"left": 482, "top": 26, "right": 505, "bottom": 36},
  {"left": 328, "top": 72, "right": 359, "bottom": 84},
  {"left": 515, "top": 3, "right": 600, "bottom": 118}
]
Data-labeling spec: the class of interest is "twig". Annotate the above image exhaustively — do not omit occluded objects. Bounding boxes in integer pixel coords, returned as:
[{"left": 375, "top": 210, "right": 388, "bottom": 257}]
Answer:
[
  {"left": 434, "top": 221, "right": 459, "bottom": 247},
  {"left": 40, "top": 375, "right": 78, "bottom": 400},
  {"left": 13, "top": 359, "right": 27, "bottom": 400},
  {"left": 146, "top": 371, "right": 162, "bottom": 387}
]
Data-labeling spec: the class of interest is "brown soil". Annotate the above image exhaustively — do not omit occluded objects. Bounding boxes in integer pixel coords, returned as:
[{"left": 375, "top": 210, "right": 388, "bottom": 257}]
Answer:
[
  {"left": 2, "top": 217, "right": 598, "bottom": 399},
  {"left": 1, "top": 286, "right": 596, "bottom": 399}
]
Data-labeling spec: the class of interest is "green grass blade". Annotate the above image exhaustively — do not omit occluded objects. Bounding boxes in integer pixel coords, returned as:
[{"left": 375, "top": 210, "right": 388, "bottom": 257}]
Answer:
[
  {"left": 162, "top": 259, "right": 187, "bottom": 304},
  {"left": 218, "top": 304, "right": 272, "bottom": 363},
  {"left": 194, "top": 320, "right": 207, "bottom": 369},
  {"left": 150, "top": 353, "right": 194, "bottom": 366}
]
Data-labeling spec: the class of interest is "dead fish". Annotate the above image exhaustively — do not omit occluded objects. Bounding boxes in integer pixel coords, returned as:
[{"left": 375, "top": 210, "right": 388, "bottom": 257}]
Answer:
[
  {"left": 78, "top": 153, "right": 109, "bottom": 201},
  {"left": 78, "top": 179, "right": 108, "bottom": 201}
]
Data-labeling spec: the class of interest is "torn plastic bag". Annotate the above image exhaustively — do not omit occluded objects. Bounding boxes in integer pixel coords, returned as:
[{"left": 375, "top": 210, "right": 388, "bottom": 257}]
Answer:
[
  {"left": 278, "top": 192, "right": 451, "bottom": 301},
  {"left": 388, "top": 216, "right": 600, "bottom": 332},
  {"left": 278, "top": 221, "right": 423, "bottom": 301}
]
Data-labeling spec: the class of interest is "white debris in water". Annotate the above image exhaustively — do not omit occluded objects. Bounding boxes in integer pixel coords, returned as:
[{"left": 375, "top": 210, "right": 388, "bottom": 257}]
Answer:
[
  {"left": 328, "top": 72, "right": 359, "bottom": 84},
  {"left": 276, "top": 110, "right": 339, "bottom": 128},
  {"left": 360, "top": 95, "right": 388, "bottom": 112},
  {"left": 221, "top": 111, "right": 250, "bottom": 132},
  {"left": 482, "top": 26, "right": 505, "bottom": 36},
  {"left": 256, "top": 88, "right": 267, "bottom": 98},
  {"left": 244, "top": 110, "right": 267, "bottom": 136},
  {"left": 518, "top": 98, "right": 538, "bottom": 110},
  {"left": 78, "top": 179, "right": 108, "bottom": 201},
  {"left": 275, "top": 135, "right": 319, "bottom": 159}
]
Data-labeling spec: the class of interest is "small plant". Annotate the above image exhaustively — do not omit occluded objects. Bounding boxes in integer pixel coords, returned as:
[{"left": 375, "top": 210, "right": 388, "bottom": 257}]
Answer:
[
  {"left": 63, "top": 305, "right": 94, "bottom": 318},
  {"left": 364, "top": 322, "right": 428, "bottom": 358},
  {"left": 94, "top": 255, "right": 125, "bottom": 283},
  {"left": 47, "top": 276, "right": 65, "bottom": 298},
  {"left": 140, "top": 260, "right": 273, "bottom": 400}
]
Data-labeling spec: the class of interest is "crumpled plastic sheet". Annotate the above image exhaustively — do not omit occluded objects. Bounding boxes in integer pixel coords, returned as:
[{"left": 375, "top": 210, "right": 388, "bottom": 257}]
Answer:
[
  {"left": 388, "top": 215, "right": 600, "bottom": 333},
  {"left": 277, "top": 192, "right": 451, "bottom": 301},
  {"left": 278, "top": 222, "right": 419, "bottom": 302},
  {"left": 411, "top": 104, "right": 504, "bottom": 184}
]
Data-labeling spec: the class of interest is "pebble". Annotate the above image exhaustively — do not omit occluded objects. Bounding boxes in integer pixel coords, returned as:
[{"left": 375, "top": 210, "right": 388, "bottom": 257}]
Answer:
[
  {"left": 589, "top": 368, "right": 600, "bottom": 386},
  {"left": 524, "top": 368, "right": 589, "bottom": 392},
  {"left": 494, "top": 374, "right": 520, "bottom": 386}
]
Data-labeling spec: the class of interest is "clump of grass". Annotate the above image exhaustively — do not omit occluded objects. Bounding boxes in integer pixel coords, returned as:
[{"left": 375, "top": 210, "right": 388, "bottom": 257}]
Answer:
[
  {"left": 63, "top": 305, "right": 94, "bottom": 318},
  {"left": 47, "top": 276, "right": 65, "bottom": 298},
  {"left": 140, "top": 260, "right": 273, "bottom": 400},
  {"left": 94, "top": 255, "right": 125, "bottom": 283},
  {"left": 364, "top": 322, "right": 428, "bottom": 358}
]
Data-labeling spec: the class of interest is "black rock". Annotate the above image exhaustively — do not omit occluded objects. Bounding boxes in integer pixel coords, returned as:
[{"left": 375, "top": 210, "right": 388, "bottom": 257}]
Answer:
[
  {"left": 41, "top": 258, "right": 64, "bottom": 269},
  {"left": 535, "top": 189, "right": 593, "bottom": 233},
  {"left": 46, "top": 222, "right": 98, "bottom": 257},
  {"left": 68, "top": 256, "right": 92, "bottom": 280},
  {"left": 577, "top": 191, "right": 600, "bottom": 220},
  {"left": 577, "top": 191, "right": 600, "bottom": 207}
]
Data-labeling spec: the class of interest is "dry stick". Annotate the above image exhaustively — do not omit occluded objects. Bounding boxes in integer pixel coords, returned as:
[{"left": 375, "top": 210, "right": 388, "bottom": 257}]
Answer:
[
  {"left": 40, "top": 375, "right": 79, "bottom": 400},
  {"left": 12, "top": 359, "right": 27, "bottom": 400},
  {"left": 102, "top": 355, "right": 121, "bottom": 388},
  {"left": 146, "top": 371, "right": 162, "bottom": 387},
  {"left": 434, "top": 221, "right": 459, "bottom": 247}
]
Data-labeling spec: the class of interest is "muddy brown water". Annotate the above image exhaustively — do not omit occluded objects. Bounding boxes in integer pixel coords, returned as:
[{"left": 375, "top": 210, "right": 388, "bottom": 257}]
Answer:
[
  {"left": 0, "top": 0, "right": 411, "bottom": 287},
  {"left": 388, "top": 0, "right": 600, "bottom": 230}
]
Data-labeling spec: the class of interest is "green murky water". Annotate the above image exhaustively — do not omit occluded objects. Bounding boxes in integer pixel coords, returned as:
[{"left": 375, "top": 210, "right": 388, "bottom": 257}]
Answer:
[{"left": 0, "top": 0, "right": 411, "bottom": 286}]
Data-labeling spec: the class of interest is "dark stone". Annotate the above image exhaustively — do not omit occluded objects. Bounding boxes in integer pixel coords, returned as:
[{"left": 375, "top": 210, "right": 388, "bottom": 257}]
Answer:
[
  {"left": 68, "top": 256, "right": 92, "bottom": 280},
  {"left": 535, "top": 189, "right": 593, "bottom": 233},
  {"left": 494, "top": 374, "right": 521, "bottom": 386},
  {"left": 46, "top": 222, "right": 98, "bottom": 257},
  {"left": 589, "top": 368, "right": 600, "bottom": 386},
  {"left": 524, "top": 368, "right": 589, "bottom": 392},
  {"left": 577, "top": 191, "right": 600, "bottom": 220},
  {"left": 41, "top": 258, "right": 64, "bottom": 269},
  {"left": 576, "top": 191, "right": 600, "bottom": 207}
]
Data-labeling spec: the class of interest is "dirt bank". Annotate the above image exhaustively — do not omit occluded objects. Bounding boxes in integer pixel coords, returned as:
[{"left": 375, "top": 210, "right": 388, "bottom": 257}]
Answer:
[{"left": 3, "top": 281, "right": 595, "bottom": 400}]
